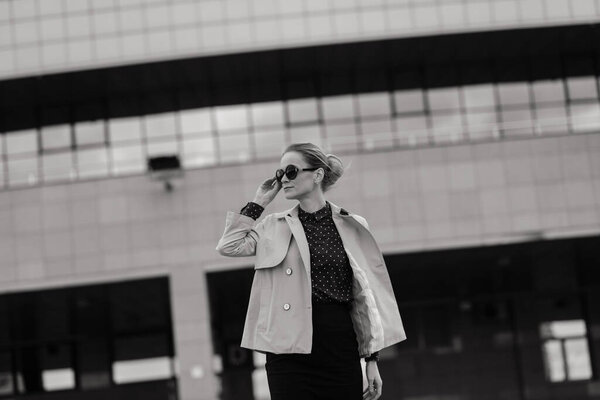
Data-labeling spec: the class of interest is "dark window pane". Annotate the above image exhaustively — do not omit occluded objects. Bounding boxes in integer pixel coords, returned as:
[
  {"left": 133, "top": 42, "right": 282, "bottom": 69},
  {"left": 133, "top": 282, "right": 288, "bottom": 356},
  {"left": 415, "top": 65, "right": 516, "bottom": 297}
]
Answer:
[
  {"left": 422, "top": 303, "right": 453, "bottom": 348},
  {"left": 16, "top": 343, "right": 75, "bottom": 393},
  {"left": 113, "top": 334, "right": 173, "bottom": 384},
  {"left": 110, "top": 279, "right": 168, "bottom": 334},
  {"left": 74, "top": 286, "right": 108, "bottom": 338},
  {"left": 0, "top": 297, "right": 9, "bottom": 345},
  {"left": 78, "top": 339, "right": 111, "bottom": 390},
  {"left": 0, "top": 350, "right": 14, "bottom": 395}
]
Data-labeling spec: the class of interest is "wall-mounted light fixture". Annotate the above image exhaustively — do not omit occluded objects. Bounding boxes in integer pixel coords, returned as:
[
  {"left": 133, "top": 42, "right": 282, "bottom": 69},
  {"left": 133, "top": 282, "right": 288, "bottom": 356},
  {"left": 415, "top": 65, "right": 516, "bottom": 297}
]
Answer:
[{"left": 147, "top": 155, "right": 183, "bottom": 192}]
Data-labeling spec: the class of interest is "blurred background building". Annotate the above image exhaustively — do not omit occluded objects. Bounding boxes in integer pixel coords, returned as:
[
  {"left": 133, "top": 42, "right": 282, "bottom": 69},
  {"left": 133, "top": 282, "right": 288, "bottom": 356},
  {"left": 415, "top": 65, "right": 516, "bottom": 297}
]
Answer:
[{"left": 1, "top": 0, "right": 600, "bottom": 399}]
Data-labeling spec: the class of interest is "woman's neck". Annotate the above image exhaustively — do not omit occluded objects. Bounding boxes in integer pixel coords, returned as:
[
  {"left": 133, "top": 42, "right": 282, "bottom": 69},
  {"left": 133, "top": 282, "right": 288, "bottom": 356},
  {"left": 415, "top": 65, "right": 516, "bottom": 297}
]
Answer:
[{"left": 298, "top": 197, "right": 327, "bottom": 213}]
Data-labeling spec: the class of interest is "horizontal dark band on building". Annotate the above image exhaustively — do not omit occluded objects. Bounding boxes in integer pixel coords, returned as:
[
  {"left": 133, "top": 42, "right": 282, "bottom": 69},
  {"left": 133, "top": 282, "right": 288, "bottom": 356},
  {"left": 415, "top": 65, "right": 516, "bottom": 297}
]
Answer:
[{"left": 1, "top": 23, "right": 599, "bottom": 133}]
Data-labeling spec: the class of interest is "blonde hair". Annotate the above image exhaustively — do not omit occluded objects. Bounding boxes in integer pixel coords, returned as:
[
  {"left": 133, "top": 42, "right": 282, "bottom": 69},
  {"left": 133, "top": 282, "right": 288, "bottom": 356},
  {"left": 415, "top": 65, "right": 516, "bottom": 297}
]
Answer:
[{"left": 282, "top": 143, "right": 345, "bottom": 193}]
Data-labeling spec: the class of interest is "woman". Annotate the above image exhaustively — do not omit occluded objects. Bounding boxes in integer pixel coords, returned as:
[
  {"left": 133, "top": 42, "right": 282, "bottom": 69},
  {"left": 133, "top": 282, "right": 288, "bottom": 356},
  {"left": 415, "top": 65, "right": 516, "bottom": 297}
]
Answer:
[{"left": 216, "top": 143, "right": 406, "bottom": 400}]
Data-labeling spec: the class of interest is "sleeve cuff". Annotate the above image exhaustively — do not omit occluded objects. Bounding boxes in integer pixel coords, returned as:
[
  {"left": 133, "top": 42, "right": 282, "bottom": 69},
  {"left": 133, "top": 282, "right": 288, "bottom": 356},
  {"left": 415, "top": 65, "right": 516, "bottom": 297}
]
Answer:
[
  {"left": 364, "top": 351, "right": 380, "bottom": 362},
  {"left": 240, "top": 201, "right": 264, "bottom": 220}
]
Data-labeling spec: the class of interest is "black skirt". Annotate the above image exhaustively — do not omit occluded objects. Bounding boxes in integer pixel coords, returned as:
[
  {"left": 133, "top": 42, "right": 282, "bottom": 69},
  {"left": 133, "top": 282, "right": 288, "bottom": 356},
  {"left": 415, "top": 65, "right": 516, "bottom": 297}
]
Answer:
[{"left": 265, "top": 302, "right": 363, "bottom": 400}]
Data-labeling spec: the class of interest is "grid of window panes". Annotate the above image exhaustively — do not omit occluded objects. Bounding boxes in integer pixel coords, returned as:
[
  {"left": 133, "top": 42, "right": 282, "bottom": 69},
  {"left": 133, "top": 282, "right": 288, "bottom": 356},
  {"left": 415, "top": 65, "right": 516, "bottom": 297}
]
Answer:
[
  {"left": 1, "top": 75, "right": 599, "bottom": 190},
  {"left": 0, "top": 277, "right": 175, "bottom": 396}
]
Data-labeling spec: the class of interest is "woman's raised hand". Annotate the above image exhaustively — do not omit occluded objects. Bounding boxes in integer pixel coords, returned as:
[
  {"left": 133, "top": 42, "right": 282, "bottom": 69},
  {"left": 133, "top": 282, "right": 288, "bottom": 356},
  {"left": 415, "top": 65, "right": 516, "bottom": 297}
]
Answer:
[{"left": 253, "top": 177, "right": 282, "bottom": 208}]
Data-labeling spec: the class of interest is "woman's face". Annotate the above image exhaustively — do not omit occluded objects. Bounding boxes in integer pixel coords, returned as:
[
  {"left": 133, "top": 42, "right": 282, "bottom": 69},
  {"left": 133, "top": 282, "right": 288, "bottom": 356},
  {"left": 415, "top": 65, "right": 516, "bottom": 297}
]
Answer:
[{"left": 278, "top": 151, "right": 322, "bottom": 200}]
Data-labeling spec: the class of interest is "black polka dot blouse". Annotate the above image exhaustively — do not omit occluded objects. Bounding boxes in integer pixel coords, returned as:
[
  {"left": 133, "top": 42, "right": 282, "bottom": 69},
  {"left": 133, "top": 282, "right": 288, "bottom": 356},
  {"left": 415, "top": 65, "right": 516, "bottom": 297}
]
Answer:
[{"left": 240, "top": 200, "right": 353, "bottom": 304}]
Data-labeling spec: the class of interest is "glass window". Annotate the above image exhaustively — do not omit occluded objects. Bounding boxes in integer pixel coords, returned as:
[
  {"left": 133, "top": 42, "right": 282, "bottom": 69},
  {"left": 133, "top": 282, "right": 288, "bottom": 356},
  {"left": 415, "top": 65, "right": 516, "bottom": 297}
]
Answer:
[
  {"left": 146, "top": 139, "right": 178, "bottom": 157},
  {"left": 78, "top": 339, "right": 110, "bottom": 390},
  {"left": 395, "top": 115, "right": 429, "bottom": 145},
  {"left": 498, "top": 82, "right": 531, "bottom": 106},
  {"left": 41, "top": 124, "right": 71, "bottom": 151},
  {"left": 428, "top": 87, "right": 461, "bottom": 111},
  {"left": 324, "top": 122, "right": 359, "bottom": 153},
  {"left": 501, "top": 109, "right": 534, "bottom": 137},
  {"left": 6, "top": 129, "right": 37, "bottom": 155},
  {"left": 463, "top": 84, "right": 496, "bottom": 110},
  {"left": 251, "top": 101, "right": 285, "bottom": 127},
  {"left": 430, "top": 113, "right": 464, "bottom": 143},
  {"left": 289, "top": 125, "right": 321, "bottom": 145},
  {"left": 287, "top": 98, "right": 319, "bottom": 124},
  {"left": 465, "top": 111, "right": 498, "bottom": 140},
  {"left": 42, "top": 152, "right": 75, "bottom": 182},
  {"left": 76, "top": 148, "right": 109, "bottom": 179},
  {"left": 569, "top": 103, "right": 600, "bottom": 134},
  {"left": 144, "top": 113, "right": 177, "bottom": 139},
  {"left": 394, "top": 90, "right": 425, "bottom": 114},
  {"left": 215, "top": 105, "right": 249, "bottom": 131},
  {"left": 182, "top": 137, "right": 217, "bottom": 167},
  {"left": 322, "top": 95, "right": 355, "bottom": 121},
  {"left": 219, "top": 133, "right": 251, "bottom": 163},
  {"left": 361, "top": 118, "right": 394, "bottom": 150},
  {"left": 567, "top": 76, "right": 599, "bottom": 101},
  {"left": 113, "top": 334, "right": 172, "bottom": 384},
  {"left": 111, "top": 144, "right": 145, "bottom": 174},
  {"left": 540, "top": 319, "right": 592, "bottom": 382},
  {"left": 179, "top": 108, "right": 213, "bottom": 135},
  {"left": 75, "top": 120, "right": 105, "bottom": 146},
  {"left": 532, "top": 80, "right": 565, "bottom": 105},
  {"left": 41, "top": 344, "right": 75, "bottom": 391},
  {"left": 7, "top": 157, "right": 38, "bottom": 186},
  {"left": 254, "top": 129, "right": 285, "bottom": 159},
  {"left": 109, "top": 116, "right": 143, "bottom": 143},
  {"left": 357, "top": 92, "right": 391, "bottom": 117},
  {"left": 535, "top": 106, "right": 569, "bottom": 136},
  {"left": 0, "top": 351, "right": 13, "bottom": 395}
]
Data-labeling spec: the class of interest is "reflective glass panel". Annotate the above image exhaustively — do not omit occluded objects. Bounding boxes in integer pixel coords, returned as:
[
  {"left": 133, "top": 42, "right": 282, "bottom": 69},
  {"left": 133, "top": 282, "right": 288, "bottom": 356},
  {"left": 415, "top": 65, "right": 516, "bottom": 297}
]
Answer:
[
  {"left": 254, "top": 129, "right": 285, "bottom": 159},
  {"left": 145, "top": 113, "right": 177, "bottom": 139},
  {"left": 251, "top": 101, "right": 285, "bottom": 127},
  {"left": 394, "top": 90, "right": 425, "bottom": 114},
  {"left": 179, "top": 108, "right": 213, "bottom": 135},
  {"left": 182, "top": 137, "right": 217, "bottom": 167},
  {"left": 0, "top": 351, "right": 13, "bottom": 395},
  {"left": 109, "top": 116, "right": 143, "bottom": 143},
  {"left": 430, "top": 113, "right": 464, "bottom": 143},
  {"left": 76, "top": 148, "right": 109, "bottom": 178},
  {"left": 42, "top": 152, "right": 75, "bottom": 182},
  {"left": 395, "top": 115, "right": 429, "bottom": 145},
  {"left": 219, "top": 133, "right": 251, "bottom": 163},
  {"left": 357, "top": 92, "right": 391, "bottom": 117},
  {"left": 41, "top": 124, "right": 71, "bottom": 151},
  {"left": 463, "top": 84, "right": 496, "bottom": 110},
  {"left": 532, "top": 80, "right": 565, "bottom": 105},
  {"left": 466, "top": 111, "right": 499, "bottom": 140},
  {"left": 535, "top": 107, "right": 569, "bottom": 135},
  {"left": 498, "top": 82, "right": 531, "bottom": 106},
  {"left": 6, "top": 129, "right": 37, "bottom": 155},
  {"left": 322, "top": 95, "right": 355, "bottom": 121},
  {"left": 75, "top": 120, "right": 105, "bottom": 146},
  {"left": 324, "top": 122, "right": 359, "bottom": 153},
  {"left": 215, "top": 105, "right": 248, "bottom": 131},
  {"left": 570, "top": 103, "right": 600, "bottom": 133},
  {"left": 287, "top": 98, "right": 319, "bottom": 124},
  {"left": 8, "top": 156, "right": 38, "bottom": 186},
  {"left": 289, "top": 125, "right": 321, "bottom": 145},
  {"left": 146, "top": 139, "right": 178, "bottom": 157},
  {"left": 501, "top": 109, "right": 534, "bottom": 136},
  {"left": 361, "top": 118, "right": 394, "bottom": 150},
  {"left": 111, "top": 144, "right": 145, "bottom": 174},
  {"left": 565, "top": 338, "right": 593, "bottom": 380},
  {"left": 567, "top": 76, "right": 598, "bottom": 101},
  {"left": 428, "top": 87, "right": 461, "bottom": 111}
]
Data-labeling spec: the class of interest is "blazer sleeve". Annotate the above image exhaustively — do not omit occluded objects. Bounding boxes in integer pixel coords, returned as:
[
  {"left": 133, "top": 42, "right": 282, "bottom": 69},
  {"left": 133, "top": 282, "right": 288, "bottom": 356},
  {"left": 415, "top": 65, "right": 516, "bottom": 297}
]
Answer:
[{"left": 215, "top": 210, "right": 271, "bottom": 257}]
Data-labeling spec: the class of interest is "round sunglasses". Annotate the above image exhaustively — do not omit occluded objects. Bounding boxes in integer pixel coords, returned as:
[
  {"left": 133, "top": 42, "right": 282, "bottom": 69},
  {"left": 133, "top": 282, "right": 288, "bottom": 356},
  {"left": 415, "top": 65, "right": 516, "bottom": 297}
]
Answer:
[{"left": 275, "top": 165, "right": 320, "bottom": 182}]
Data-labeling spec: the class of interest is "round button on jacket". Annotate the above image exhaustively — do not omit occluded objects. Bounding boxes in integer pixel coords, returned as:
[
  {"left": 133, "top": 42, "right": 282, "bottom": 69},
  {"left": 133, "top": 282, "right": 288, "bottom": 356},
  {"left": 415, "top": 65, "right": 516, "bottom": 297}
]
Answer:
[
  {"left": 283, "top": 303, "right": 290, "bottom": 311},
  {"left": 286, "top": 267, "right": 293, "bottom": 275}
]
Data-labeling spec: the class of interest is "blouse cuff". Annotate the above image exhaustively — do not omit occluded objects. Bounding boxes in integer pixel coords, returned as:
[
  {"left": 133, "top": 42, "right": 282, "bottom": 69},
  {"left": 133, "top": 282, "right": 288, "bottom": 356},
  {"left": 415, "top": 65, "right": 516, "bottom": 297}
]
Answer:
[
  {"left": 364, "top": 351, "right": 380, "bottom": 362},
  {"left": 240, "top": 201, "right": 264, "bottom": 220}
]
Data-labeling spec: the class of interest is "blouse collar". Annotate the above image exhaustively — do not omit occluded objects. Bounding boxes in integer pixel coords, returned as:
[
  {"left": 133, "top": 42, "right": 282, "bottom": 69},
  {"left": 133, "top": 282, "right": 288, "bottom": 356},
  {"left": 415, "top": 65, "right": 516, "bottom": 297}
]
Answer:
[{"left": 298, "top": 200, "right": 331, "bottom": 222}]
